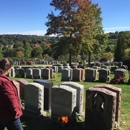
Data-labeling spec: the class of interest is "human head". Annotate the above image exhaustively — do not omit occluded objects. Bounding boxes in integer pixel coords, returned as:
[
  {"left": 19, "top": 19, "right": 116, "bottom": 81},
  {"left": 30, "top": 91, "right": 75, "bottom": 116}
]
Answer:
[{"left": 0, "top": 58, "right": 13, "bottom": 76}]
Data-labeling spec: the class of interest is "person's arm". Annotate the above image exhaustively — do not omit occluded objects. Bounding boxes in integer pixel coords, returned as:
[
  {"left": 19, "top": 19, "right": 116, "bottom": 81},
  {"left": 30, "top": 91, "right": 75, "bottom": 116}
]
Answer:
[{"left": 1, "top": 81, "right": 19, "bottom": 116}]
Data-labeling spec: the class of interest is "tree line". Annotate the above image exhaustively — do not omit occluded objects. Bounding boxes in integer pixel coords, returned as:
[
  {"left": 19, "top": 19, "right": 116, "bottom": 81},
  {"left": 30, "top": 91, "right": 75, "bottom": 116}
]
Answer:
[{"left": 0, "top": 31, "right": 130, "bottom": 63}]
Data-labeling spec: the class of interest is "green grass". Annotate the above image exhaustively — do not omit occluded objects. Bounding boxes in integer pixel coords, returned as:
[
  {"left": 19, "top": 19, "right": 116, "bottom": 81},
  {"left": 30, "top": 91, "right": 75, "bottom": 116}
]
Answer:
[{"left": 9, "top": 72, "right": 130, "bottom": 130}]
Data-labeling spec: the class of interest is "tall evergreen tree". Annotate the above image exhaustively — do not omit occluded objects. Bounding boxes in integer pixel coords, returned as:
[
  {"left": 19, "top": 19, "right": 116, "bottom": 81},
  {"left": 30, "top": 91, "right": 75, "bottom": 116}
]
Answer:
[{"left": 114, "top": 36, "right": 125, "bottom": 61}]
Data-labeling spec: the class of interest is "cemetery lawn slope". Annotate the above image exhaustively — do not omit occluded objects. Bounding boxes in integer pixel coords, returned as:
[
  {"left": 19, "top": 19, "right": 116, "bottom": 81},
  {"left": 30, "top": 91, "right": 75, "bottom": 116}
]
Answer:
[{"left": 10, "top": 72, "right": 130, "bottom": 130}]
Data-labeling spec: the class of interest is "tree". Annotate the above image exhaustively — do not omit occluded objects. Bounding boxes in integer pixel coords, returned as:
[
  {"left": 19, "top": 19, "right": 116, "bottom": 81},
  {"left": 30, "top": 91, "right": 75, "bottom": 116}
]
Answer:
[
  {"left": 31, "top": 46, "right": 43, "bottom": 58},
  {"left": 45, "top": 0, "right": 104, "bottom": 66},
  {"left": 13, "top": 41, "right": 23, "bottom": 48},
  {"left": 23, "top": 42, "right": 32, "bottom": 58},
  {"left": 3, "top": 48, "right": 16, "bottom": 57},
  {"left": 114, "top": 31, "right": 130, "bottom": 61},
  {"left": 124, "top": 48, "right": 130, "bottom": 60},
  {"left": 114, "top": 36, "right": 126, "bottom": 61},
  {"left": 16, "top": 51, "right": 24, "bottom": 58},
  {"left": 0, "top": 48, "right": 3, "bottom": 58}
]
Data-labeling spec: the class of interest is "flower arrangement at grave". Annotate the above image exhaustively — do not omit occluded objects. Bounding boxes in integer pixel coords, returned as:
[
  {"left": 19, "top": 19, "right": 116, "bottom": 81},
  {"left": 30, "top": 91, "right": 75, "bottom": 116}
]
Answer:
[
  {"left": 57, "top": 115, "right": 69, "bottom": 127},
  {"left": 110, "top": 76, "right": 125, "bottom": 84}
]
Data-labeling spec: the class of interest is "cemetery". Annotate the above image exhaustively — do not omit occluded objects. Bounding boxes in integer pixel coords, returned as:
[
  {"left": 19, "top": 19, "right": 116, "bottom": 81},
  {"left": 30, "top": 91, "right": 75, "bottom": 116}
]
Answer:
[
  {"left": 1, "top": 0, "right": 130, "bottom": 129},
  {"left": 7, "top": 61, "right": 130, "bottom": 130}
]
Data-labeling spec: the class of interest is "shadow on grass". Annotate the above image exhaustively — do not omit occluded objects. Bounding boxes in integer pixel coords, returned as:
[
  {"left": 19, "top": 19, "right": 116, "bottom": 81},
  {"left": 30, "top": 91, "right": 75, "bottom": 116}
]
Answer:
[{"left": 21, "top": 115, "right": 84, "bottom": 130}]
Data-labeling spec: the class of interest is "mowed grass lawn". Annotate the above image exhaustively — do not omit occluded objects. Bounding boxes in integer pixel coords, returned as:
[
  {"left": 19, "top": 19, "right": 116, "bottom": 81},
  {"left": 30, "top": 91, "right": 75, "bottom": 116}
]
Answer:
[{"left": 9, "top": 72, "right": 130, "bottom": 130}]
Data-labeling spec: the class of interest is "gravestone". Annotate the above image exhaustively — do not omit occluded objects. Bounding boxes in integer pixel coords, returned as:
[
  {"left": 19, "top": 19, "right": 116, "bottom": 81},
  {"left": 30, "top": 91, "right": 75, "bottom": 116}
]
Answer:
[
  {"left": 93, "top": 84, "right": 122, "bottom": 124},
  {"left": 61, "top": 68, "right": 71, "bottom": 81},
  {"left": 72, "top": 68, "right": 83, "bottom": 81},
  {"left": 34, "top": 79, "right": 53, "bottom": 112},
  {"left": 11, "top": 67, "right": 15, "bottom": 77},
  {"left": 110, "top": 66, "right": 118, "bottom": 73},
  {"left": 51, "top": 85, "right": 77, "bottom": 122},
  {"left": 33, "top": 68, "right": 41, "bottom": 79},
  {"left": 61, "top": 82, "right": 84, "bottom": 115},
  {"left": 52, "top": 66, "right": 58, "bottom": 72},
  {"left": 19, "top": 68, "right": 25, "bottom": 78},
  {"left": 26, "top": 68, "right": 33, "bottom": 78},
  {"left": 24, "top": 82, "right": 44, "bottom": 117},
  {"left": 114, "top": 68, "right": 127, "bottom": 78},
  {"left": 98, "top": 68, "right": 110, "bottom": 82},
  {"left": 12, "top": 80, "right": 20, "bottom": 99},
  {"left": 92, "top": 66, "right": 99, "bottom": 69},
  {"left": 101, "top": 65, "right": 108, "bottom": 69},
  {"left": 57, "top": 66, "right": 64, "bottom": 72},
  {"left": 80, "top": 68, "right": 85, "bottom": 81},
  {"left": 41, "top": 68, "right": 50, "bottom": 80},
  {"left": 85, "top": 87, "right": 117, "bottom": 130},
  {"left": 49, "top": 68, "right": 53, "bottom": 79},
  {"left": 85, "top": 68, "right": 97, "bottom": 82},
  {"left": 16, "top": 79, "right": 29, "bottom": 100},
  {"left": 119, "top": 65, "right": 128, "bottom": 70},
  {"left": 15, "top": 68, "right": 20, "bottom": 77}
]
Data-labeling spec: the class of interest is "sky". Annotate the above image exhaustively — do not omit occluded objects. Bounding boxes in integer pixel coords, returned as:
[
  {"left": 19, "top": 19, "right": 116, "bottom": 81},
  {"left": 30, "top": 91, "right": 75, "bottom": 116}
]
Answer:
[{"left": 0, "top": 0, "right": 130, "bottom": 36}]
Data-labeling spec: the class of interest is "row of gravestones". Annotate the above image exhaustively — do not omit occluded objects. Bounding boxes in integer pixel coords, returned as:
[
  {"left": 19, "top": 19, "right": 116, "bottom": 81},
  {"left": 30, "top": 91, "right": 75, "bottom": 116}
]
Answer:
[
  {"left": 9, "top": 66, "right": 128, "bottom": 83},
  {"left": 14, "top": 60, "right": 68, "bottom": 65},
  {"left": 13, "top": 79, "right": 121, "bottom": 130}
]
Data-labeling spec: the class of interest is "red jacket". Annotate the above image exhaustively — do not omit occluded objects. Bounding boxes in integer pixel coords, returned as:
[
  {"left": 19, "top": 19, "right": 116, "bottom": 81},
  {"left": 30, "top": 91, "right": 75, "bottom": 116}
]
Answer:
[{"left": 0, "top": 75, "right": 23, "bottom": 121}]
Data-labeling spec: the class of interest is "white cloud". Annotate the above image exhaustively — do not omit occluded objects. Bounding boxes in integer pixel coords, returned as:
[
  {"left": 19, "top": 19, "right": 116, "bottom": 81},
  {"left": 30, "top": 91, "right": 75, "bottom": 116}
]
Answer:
[
  {"left": 1, "top": 27, "right": 130, "bottom": 35},
  {"left": 0, "top": 30, "right": 47, "bottom": 36},
  {"left": 104, "top": 27, "right": 130, "bottom": 33}
]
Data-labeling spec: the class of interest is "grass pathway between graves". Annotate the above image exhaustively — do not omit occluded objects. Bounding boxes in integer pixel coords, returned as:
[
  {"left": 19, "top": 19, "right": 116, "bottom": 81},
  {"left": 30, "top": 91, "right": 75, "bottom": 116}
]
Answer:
[{"left": 7, "top": 72, "right": 130, "bottom": 130}]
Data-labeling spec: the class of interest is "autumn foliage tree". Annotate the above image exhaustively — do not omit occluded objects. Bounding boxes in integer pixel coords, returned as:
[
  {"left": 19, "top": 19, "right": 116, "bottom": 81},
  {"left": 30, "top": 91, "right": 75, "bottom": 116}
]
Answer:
[
  {"left": 45, "top": 0, "right": 105, "bottom": 65},
  {"left": 16, "top": 51, "right": 24, "bottom": 58}
]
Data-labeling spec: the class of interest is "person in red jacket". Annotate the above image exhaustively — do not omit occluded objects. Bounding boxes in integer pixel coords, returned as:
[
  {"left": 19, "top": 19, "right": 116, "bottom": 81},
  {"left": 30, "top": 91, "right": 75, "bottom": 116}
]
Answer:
[{"left": 0, "top": 58, "right": 23, "bottom": 130}]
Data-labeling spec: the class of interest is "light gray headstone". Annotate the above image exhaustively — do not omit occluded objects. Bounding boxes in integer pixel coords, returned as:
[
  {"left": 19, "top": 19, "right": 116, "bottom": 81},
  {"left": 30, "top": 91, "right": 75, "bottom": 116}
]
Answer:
[
  {"left": 24, "top": 82, "right": 44, "bottom": 117},
  {"left": 51, "top": 85, "right": 77, "bottom": 122},
  {"left": 61, "top": 82, "right": 84, "bottom": 114}
]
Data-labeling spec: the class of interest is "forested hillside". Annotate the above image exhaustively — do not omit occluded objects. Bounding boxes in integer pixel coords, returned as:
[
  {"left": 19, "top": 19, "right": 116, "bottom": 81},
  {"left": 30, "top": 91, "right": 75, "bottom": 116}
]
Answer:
[{"left": 0, "top": 31, "right": 130, "bottom": 62}]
